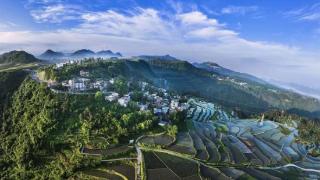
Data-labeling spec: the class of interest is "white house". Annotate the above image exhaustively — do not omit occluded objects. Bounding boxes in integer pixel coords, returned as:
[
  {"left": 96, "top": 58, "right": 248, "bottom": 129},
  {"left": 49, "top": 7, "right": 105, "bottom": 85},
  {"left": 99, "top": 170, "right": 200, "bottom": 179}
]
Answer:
[
  {"left": 109, "top": 78, "right": 115, "bottom": 84},
  {"left": 162, "top": 106, "right": 169, "bottom": 114},
  {"left": 105, "top": 92, "right": 119, "bottom": 102},
  {"left": 62, "top": 81, "right": 69, "bottom": 87},
  {"left": 140, "top": 82, "right": 148, "bottom": 91},
  {"left": 80, "top": 70, "right": 90, "bottom": 77},
  {"left": 139, "top": 104, "right": 148, "bottom": 111},
  {"left": 153, "top": 108, "right": 162, "bottom": 114},
  {"left": 158, "top": 121, "right": 169, "bottom": 127},
  {"left": 93, "top": 80, "right": 107, "bottom": 90},
  {"left": 179, "top": 103, "right": 189, "bottom": 111},
  {"left": 56, "top": 62, "right": 66, "bottom": 68},
  {"left": 118, "top": 95, "right": 131, "bottom": 107},
  {"left": 170, "top": 99, "right": 179, "bottom": 109}
]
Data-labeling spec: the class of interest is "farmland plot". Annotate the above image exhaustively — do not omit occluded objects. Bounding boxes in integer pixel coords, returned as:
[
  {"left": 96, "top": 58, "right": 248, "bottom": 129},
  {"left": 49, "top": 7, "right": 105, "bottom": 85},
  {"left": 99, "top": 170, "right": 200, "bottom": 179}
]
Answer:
[
  {"left": 140, "top": 134, "right": 174, "bottom": 147},
  {"left": 228, "top": 143, "right": 248, "bottom": 164},
  {"left": 200, "top": 165, "right": 231, "bottom": 180},
  {"left": 219, "top": 168, "right": 246, "bottom": 179},
  {"left": 167, "top": 132, "right": 196, "bottom": 155},
  {"left": 240, "top": 168, "right": 282, "bottom": 180},
  {"left": 220, "top": 137, "right": 234, "bottom": 163},
  {"left": 144, "top": 151, "right": 179, "bottom": 180},
  {"left": 147, "top": 168, "right": 179, "bottom": 180},
  {"left": 193, "top": 122, "right": 220, "bottom": 162},
  {"left": 143, "top": 151, "right": 166, "bottom": 169},
  {"left": 82, "top": 169, "right": 123, "bottom": 180},
  {"left": 106, "top": 164, "right": 135, "bottom": 180},
  {"left": 83, "top": 145, "right": 132, "bottom": 157},
  {"left": 154, "top": 152, "right": 201, "bottom": 179},
  {"left": 189, "top": 130, "right": 209, "bottom": 160}
]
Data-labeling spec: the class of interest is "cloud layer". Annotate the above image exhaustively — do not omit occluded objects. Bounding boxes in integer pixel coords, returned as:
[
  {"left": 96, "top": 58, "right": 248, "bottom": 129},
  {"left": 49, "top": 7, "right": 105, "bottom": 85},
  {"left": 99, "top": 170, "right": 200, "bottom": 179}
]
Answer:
[{"left": 0, "top": 5, "right": 320, "bottom": 91}]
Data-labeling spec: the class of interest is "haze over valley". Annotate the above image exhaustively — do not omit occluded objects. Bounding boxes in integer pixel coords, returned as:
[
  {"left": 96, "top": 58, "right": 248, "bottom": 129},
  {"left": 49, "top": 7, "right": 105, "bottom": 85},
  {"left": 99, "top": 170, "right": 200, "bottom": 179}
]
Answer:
[{"left": 1, "top": 1, "right": 320, "bottom": 179}]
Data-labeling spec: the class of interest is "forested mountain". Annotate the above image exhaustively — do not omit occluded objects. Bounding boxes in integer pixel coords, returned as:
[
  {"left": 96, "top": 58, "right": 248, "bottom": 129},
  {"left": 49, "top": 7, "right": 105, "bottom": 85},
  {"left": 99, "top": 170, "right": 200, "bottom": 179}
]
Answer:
[
  {"left": 138, "top": 58, "right": 320, "bottom": 117},
  {"left": 97, "top": 50, "right": 122, "bottom": 57},
  {"left": 1, "top": 57, "right": 320, "bottom": 178},
  {"left": 193, "top": 61, "right": 270, "bottom": 85},
  {"left": 0, "top": 51, "right": 40, "bottom": 65},
  {"left": 135, "top": 55, "right": 178, "bottom": 61},
  {"left": 71, "top": 49, "right": 95, "bottom": 58},
  {"left": 40, "top": 58, "right": 320, "bottom": 118},
  {"left": 39, "top": 49, "right": 64, "bottom": 60},
  {"left": 38, "top": 49, "right": 122, "bottom": 61}
]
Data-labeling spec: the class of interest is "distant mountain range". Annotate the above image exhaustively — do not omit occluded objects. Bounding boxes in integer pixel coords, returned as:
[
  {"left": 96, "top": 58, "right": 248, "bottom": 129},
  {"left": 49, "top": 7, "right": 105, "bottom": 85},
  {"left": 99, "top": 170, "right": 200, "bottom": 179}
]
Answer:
[
  {"left": 268, "top": 79, "right": 320, "bottom": 100},
  {"left": 193, "top": 62, "right": 271, "bottom": 86},
  {"left": 134, "top": 55, "right": 178, "bottom": 61},
  {"left": 0, "top": 50, "right": 40, "bottom": 65},
  {"left": 39, "top": 49, "right": 122, "bottom": 61}
]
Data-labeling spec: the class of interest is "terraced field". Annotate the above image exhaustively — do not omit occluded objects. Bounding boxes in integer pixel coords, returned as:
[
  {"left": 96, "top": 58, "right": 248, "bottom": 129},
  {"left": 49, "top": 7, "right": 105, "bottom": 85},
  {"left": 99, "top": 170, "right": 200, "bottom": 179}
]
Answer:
[
  {"left": 139, "top": 134, "right": 174, "bottom": 147},
  {"left": 167, "top": 132, "right": 196, "bottom": 155},
  {"left": 82, "top": 145, "right": 133, "bottom": 157},
  {"left": 80, "top": 163, "right": 135, "bottom": 180},
  {"left": 145, "top": 99, "right": 320, "bottom": 179},
  {"left": 144, "top": 151, "right": 202, "bottom": 180}
]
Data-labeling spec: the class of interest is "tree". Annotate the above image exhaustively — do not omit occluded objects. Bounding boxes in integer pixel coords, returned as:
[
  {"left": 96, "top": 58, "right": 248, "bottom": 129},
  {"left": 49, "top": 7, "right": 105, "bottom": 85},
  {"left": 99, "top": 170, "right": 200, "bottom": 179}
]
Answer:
[
  {"left": 166, "top": 125, "right": 178, "bottom": 137},
  {"left": 94, "top": 91, "right": 103, "bottom": 102},
  {"left": 114, "top": 76, "right": 128, "bottom": 95}
]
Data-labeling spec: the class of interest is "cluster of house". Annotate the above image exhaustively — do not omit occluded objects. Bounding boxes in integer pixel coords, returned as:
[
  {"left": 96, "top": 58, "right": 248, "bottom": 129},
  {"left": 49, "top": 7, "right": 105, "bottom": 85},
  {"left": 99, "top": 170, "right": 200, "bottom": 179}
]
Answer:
[
  {"left": 105, "top": 92, "right": 131, "bottom": 107},
  {"left": 61, "top": 70, "right": 114, "bottom": 92},
  {"left": 104, "top": 81, "right": 190, "bottom": 126},
  {"left": 216, "top": 76, "right": 248, "bottom": 87},
  {"left": 50, "top": 66, "right": 190, "bottom": 127},
  {"left": 56, "top": 60, "right": 82, "bottom": 69},
  {"left": 140, "top": 84, "right": 189, "bottom": 126}
]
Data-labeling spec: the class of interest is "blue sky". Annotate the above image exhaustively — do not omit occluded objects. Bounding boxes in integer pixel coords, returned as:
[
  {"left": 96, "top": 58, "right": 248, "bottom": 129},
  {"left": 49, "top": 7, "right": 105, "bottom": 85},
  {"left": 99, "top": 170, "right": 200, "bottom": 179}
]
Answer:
[{"left": 1, "top": 0, "right": 320, "bottom": 94}]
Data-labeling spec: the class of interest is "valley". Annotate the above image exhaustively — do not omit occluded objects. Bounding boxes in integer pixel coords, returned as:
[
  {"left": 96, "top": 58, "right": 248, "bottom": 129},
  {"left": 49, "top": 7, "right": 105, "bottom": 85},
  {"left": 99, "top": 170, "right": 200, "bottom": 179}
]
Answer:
[{"left": 0, "top": 51, "right": 320, "bottom": 179}]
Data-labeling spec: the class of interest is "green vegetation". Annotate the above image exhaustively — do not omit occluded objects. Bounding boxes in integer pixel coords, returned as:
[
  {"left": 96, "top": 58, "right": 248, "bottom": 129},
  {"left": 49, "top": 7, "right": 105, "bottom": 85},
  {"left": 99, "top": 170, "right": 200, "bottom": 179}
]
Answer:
[
  {"left": 0, "top": 63, "right": 40, "bottom": 72},
  {"left": 1, "top": 57, "right": 320, "bottom": 179},
  {"left": 169, "top": 110, "right": 188, "bottom": 131},
  {"left": 279, "top": 125, "right": 291, "bottom": 136},
  {"left": 165, "top": 125, "right": 178, "bottom": 138},
  {"left": 0, "top": 71, "right": 28, "bottom": 121},
  {"left": 298, "top": 119, "right": 320, "bottom": 150},
  {"left": 39, "top": 58, "right": 320, "bottom": 119},
  {"left": 0, "top": 50, "right": 40, "bottom": 65},
  {"left": 0, "top": 76, "right": 156, "bottom": 178},
  {"left": 259, "top": 110, "right": 320, "bottom": 149}
]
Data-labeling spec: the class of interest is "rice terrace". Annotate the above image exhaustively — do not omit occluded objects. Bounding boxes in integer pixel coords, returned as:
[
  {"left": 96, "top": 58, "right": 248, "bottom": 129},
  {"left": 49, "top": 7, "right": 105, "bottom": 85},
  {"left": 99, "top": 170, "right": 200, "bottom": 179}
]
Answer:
[{"left": 1, "top": 0, "right": 320, "bottom": 179}]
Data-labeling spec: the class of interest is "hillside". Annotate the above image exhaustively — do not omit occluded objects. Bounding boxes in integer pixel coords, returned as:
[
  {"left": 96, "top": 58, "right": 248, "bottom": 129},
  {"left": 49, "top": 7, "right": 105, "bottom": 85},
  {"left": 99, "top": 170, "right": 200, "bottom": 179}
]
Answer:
[
  {"left": 193, "top": 61, "right": 270, "bottom": 85},
  {"left": 0, "top": 51, "right": 40, "bottom": 65},
  {"left": 40, "top": 58, "right": 320, "bottom": 118},
  {"left": 1, "top": 61, "right": 320, "bottom": 179},
  {"left": 71, "top": 49, "right": 95, "bottom": 58},
  {"left": 146, "top": 59, "right": 320, "bottom": 117},
  {"left": 39, "top": 49, "right": 64, "bottom": 60}
]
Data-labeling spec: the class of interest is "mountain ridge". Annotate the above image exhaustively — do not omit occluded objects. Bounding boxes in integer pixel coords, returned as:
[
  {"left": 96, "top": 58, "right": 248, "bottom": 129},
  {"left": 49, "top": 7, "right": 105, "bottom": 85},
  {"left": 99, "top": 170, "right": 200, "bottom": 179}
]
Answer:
[
  {"left": 38, "top": 49, "right": 122, "bottom": 61},
  {"left": 0, "top": 50, "right": 40, "bottom": 65}
]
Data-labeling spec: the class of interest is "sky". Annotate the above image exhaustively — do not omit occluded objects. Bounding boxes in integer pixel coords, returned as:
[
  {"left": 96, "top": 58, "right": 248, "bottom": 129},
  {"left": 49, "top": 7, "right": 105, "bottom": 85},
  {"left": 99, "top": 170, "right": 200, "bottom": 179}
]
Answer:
[{"left": 0, "top": 0, "right": 320, "bottom": 94}]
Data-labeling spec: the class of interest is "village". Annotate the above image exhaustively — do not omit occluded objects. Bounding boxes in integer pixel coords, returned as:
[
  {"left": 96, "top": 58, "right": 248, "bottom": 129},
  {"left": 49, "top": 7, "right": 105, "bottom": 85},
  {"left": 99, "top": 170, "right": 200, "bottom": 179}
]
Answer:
[{"left": 46, "top": 67, "right": 190, "bottom": 127}]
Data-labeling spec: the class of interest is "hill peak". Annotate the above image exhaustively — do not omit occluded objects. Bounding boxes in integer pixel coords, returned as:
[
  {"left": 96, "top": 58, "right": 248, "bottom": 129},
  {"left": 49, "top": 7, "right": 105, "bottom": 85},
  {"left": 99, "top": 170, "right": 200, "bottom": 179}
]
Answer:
[{"left": 0, "top": 50, "right": 40, "bottom": 65}]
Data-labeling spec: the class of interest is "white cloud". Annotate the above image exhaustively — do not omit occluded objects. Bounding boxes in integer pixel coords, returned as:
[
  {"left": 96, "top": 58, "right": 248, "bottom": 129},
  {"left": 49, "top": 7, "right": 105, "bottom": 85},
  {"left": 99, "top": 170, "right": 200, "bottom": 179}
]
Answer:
[
  {"left": 78, "top": 8, "right": 174, "bottom": 41},
  {"left": 1, "top": 8, "right": 320, "bottom": 89},
  {"left": 177, "top": 11, "right": 219, "bottom": 26},
  {"left": 30, "top": 4, "right": 83, "bottom": 23},
  {"left": 284, "top": 3, "right": 320, "bottom": 22},
  {"left": 0, "top": 22, "right": 17, "bottom": 30},
  {"left": 221, "top": 6, "right": 258, "bottom": 15}
]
